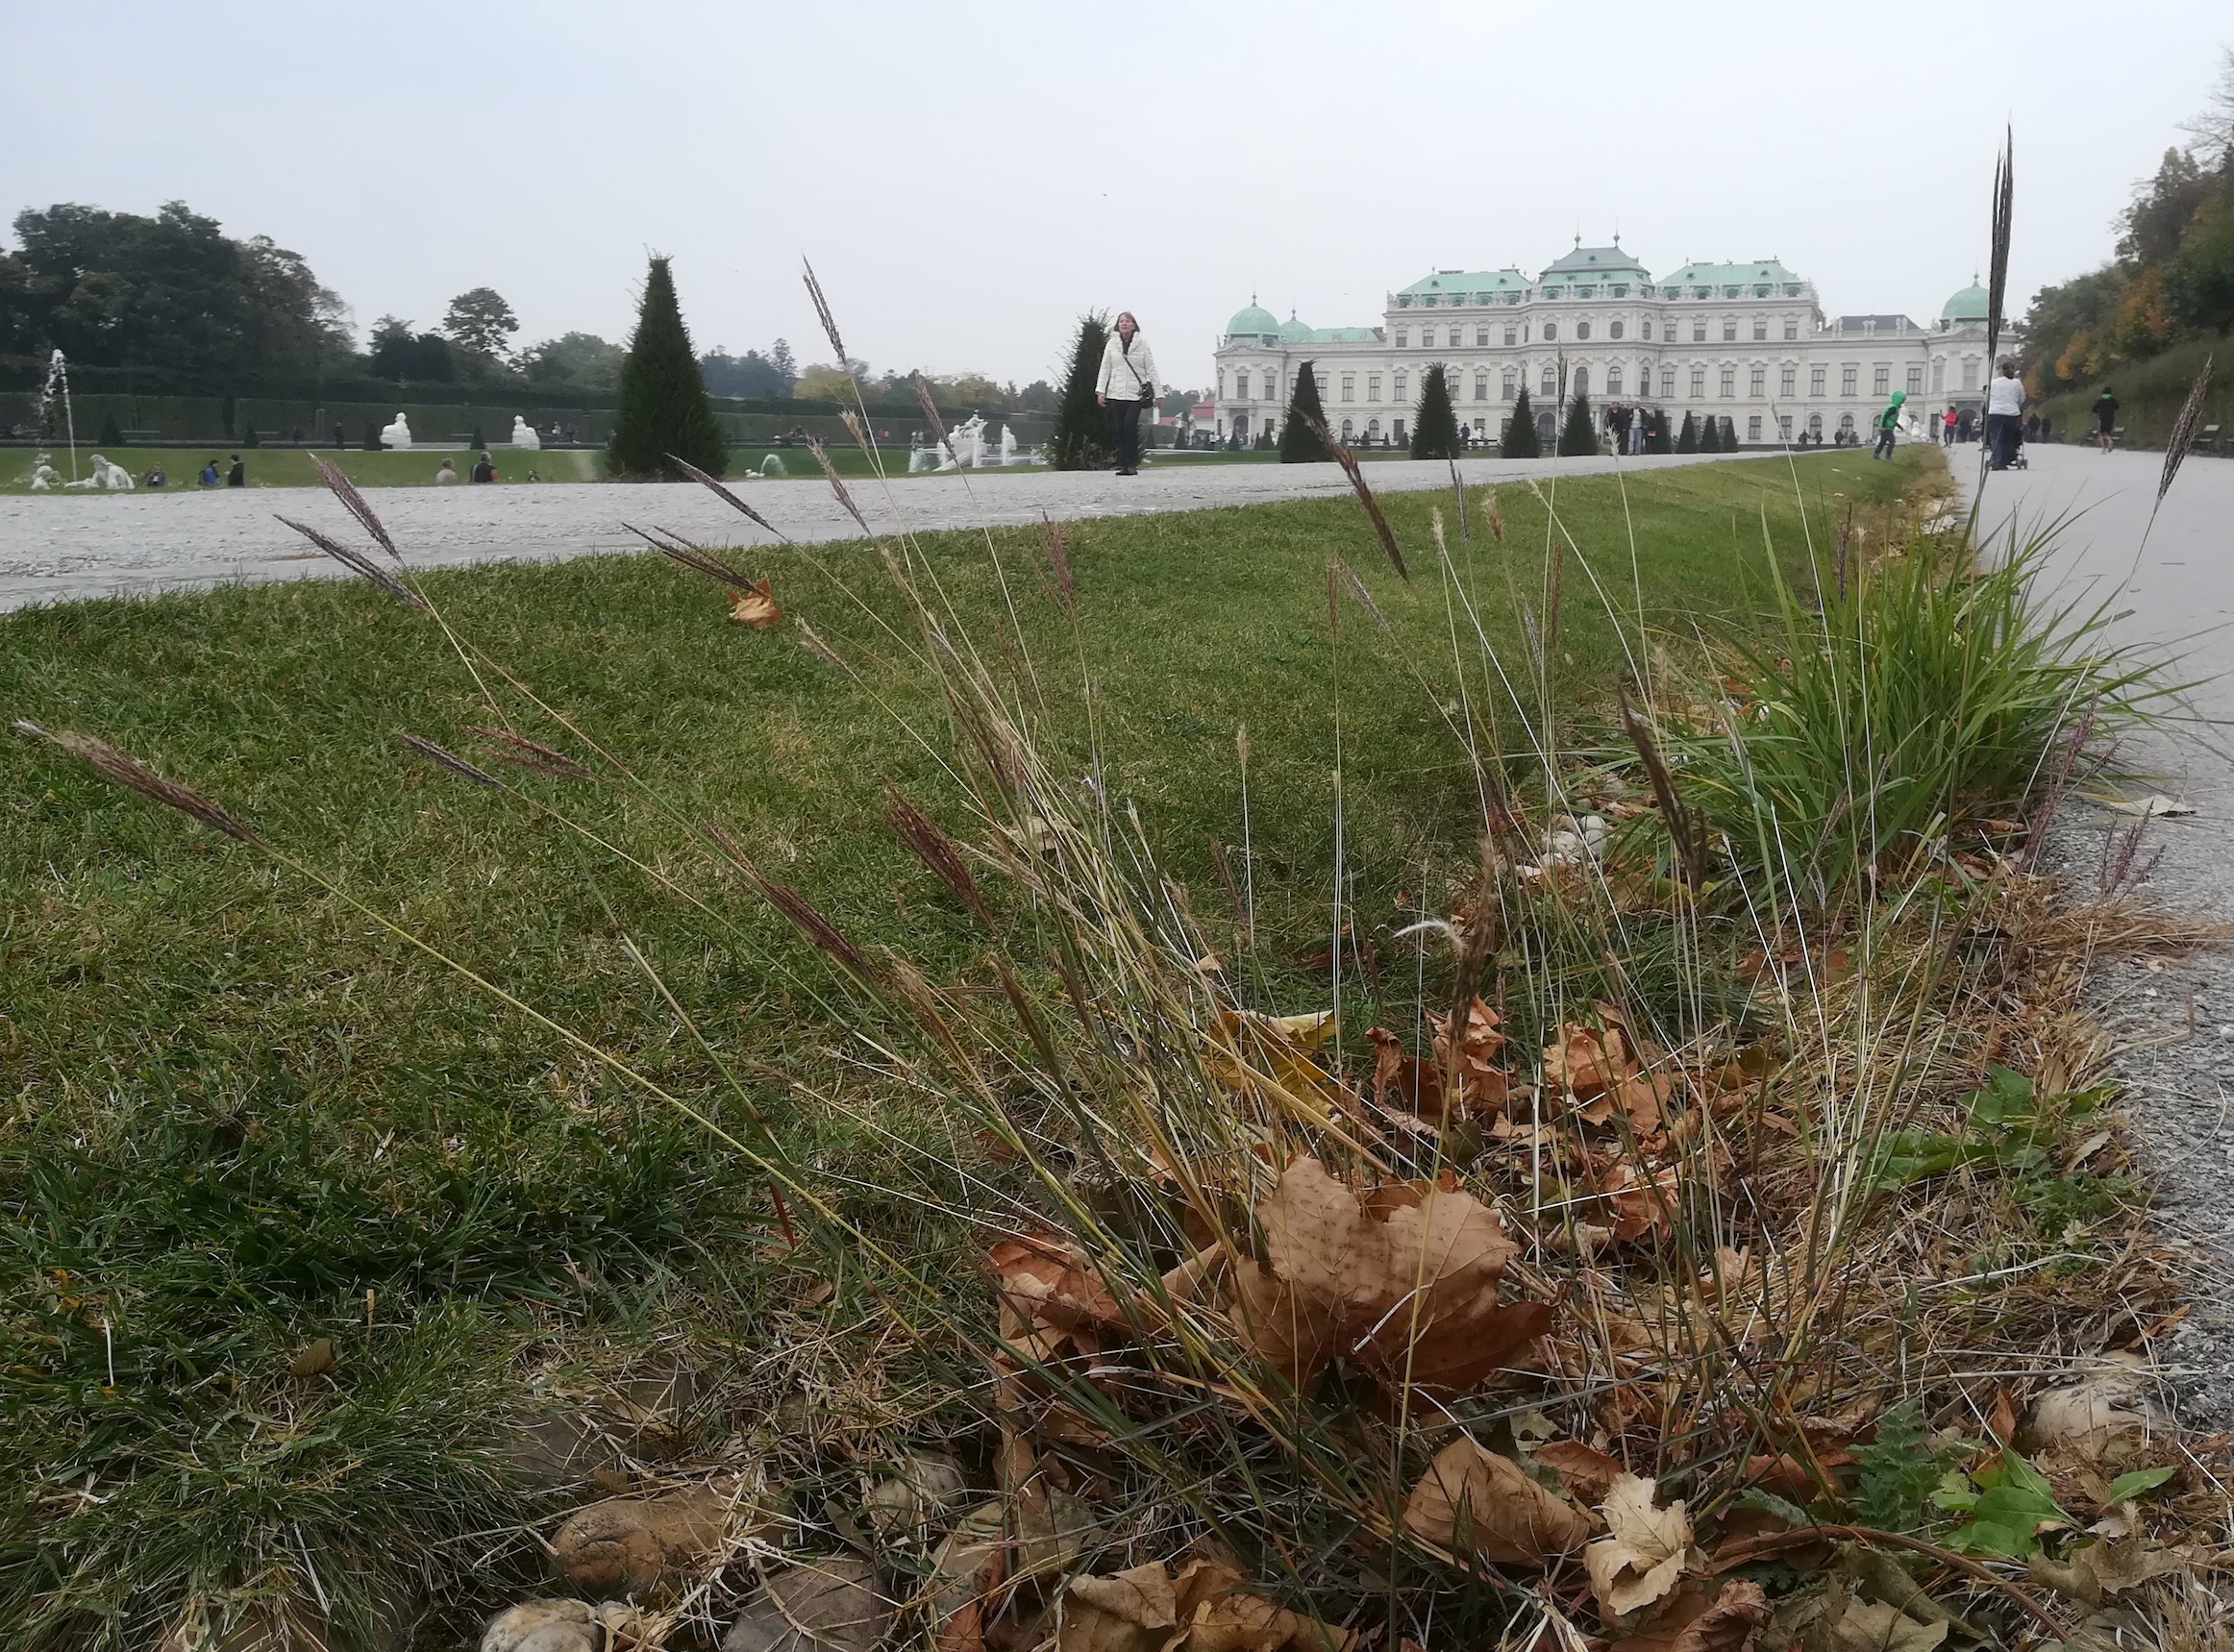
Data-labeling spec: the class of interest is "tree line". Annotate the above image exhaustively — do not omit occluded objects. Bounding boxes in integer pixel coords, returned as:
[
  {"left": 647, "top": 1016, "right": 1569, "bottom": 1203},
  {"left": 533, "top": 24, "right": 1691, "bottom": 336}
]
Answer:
[{"left": 2022, "top": 51, "right": 2234, "bottom": 397}]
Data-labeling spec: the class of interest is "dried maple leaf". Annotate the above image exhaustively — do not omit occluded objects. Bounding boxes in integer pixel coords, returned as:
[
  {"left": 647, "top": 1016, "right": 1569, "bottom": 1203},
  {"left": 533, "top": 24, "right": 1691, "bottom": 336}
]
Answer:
[
  {"left": 726, "top": 580, "right": 782, "bottom": 629},
  {"left": 1401, "top": 1436, "right": 1592, "bottom": 1566},
  {"left": 1365, "top": 1026, "right": 1447, "bottom": 1120},
  {"left": 1429, "top": 997, "right": 1512, "bottom": 1116},
  {"left": 1546, "top": 1024, "right": 1626, "bottom": 1101},
  {"left": 1057, "top": 1559, "right": 1349, "bottom": 1652},
  {"left": 1665, "top": 1580, "right": 1769, "bottom": 1652},
  {"left": 1585, "top": 1474, "right": 1693, "bottom": 1619},
  {"left": 1206, "top": 1011, "right": 1353, "bottom": 1121},
  {"left": 987, "top": 1235, "right": 1125, "bottom": 1336},
  {"left": 1535, "top": 1440, "right": 1625, "bottom": 1504},
  {"left": 1231, "top": 1157, "right": 1551, "bottom": 1396}
]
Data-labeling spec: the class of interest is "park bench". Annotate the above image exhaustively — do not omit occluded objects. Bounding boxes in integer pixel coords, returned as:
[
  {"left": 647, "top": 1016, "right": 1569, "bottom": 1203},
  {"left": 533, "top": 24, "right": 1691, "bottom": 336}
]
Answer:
[{"left": 2202, "top": 423, "right": 2222, "bottom": 455}]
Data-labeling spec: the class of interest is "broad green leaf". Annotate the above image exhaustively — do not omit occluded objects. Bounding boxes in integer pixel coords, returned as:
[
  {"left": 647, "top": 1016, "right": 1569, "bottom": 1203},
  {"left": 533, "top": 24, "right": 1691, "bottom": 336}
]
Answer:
[
  {"left": 1942, "top": 1451, "right": 2069, "bottom": 1559},
  {"left": 2105, "top": 1467, "right": 2175, "bottom": 1502}
]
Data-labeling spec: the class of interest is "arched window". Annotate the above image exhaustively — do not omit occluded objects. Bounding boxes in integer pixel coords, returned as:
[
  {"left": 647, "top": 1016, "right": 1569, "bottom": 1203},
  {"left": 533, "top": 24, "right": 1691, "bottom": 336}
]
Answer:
[
  {"left": 1576, "top": 321, "right": 1592, "bottom": 341},
  {"left": 1837, "top": 412, "right": 1855, "bottom": 434},
  {"left": 1340, "top": 418, "right": 1354, "bottom": 440},
  {"left": 1536, "top": 409, "right": 1557, "bottom": 445},
  {"left": 1643, "top": 320, "right": 1652, "bottom": 339},
  {"left": 1609, "top": 320, "right": 1625, "bottom": 340},
  {"left": 1573, "top": 365, "right": 1590, "bottom": 396},
  {"left": 1806, "top": 412, "right": 1824, "bottom": 437},
  {"left": 1540, "top": 365, "right": 1557, "bottom": 396},
  {"left": 1367, "top": 417, "right": 1381, "bottom": 437},
  {"left": 1543, "top": 322, "right": 1558, "bottom": 342},
  {"left": 1777, "top": 414, "right": 1793, "bottom": 440},
  {"left": 1607, "top": 366, "right": 1624, "bottom": 395}
]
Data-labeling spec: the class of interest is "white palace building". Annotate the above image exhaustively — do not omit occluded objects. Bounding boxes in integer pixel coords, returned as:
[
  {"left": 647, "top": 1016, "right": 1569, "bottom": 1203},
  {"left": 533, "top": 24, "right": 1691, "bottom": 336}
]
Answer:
[{"left": 1208, "top": 240, "right": 2004, "bottom": 450}]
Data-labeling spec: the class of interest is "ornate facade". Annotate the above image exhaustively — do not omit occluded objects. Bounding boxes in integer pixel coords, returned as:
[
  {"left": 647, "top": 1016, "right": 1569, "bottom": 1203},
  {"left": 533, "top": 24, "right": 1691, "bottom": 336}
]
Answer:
[{"left": 1210, "top": 242, "right": 2005, "bottom": 448}]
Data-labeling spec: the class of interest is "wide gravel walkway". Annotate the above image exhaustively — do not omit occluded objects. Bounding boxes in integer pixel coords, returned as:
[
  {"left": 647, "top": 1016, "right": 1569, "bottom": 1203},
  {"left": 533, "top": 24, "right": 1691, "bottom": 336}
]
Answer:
[
  {"left": 1957, "top": 439, "right": 2234, "bottom": 1422},
  {"left": 0, "top": 450, "right": 1744, "bottom": 612}
]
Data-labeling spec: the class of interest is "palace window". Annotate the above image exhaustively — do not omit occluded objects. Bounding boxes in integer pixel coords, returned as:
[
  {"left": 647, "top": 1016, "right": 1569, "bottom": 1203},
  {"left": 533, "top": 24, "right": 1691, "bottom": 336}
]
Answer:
[
  {"left": 1341, "top": 373, "right": 1355, "bottom": 402},
  {"left": 1611, "top": 284, "right": 1627, "bottom": 297},
  {"left": 1367, "top": 374, "right": 1380, "bottom": 402},
  {"left": 1838, "top": 412, "right": 1855, "bottom": 436},
  {"left": 1907, "top": 366, "right": 1924, "bottom": 393},
  {"left": 1577, "top": 284, "right": 1596, "bottom": 298},
  {"left": 1777, "top": 414, "right": 1793, "bottom": 440},
  {"left": 1690, "top": 365, "right": 1706, "bottom": 397},
  {"left": 1873, "top": 365, "right": 1890, "bottom": 395},
  {"left": 1841, "top": 366, "right": 1857, "bottom": 396},
  {"left": 1752, "top": 318, "right": 1768, "bottom": 341},
  {"left": 1574, "top": 365, "right": 1590, "bottom": 395},
  {"left": 1784, "top": 319, "right": 1799, "bottom": 341},
  {"left": 1367, "top": 418, "right": 1381, "bottom": 438},
  {"left": 1581, "top": 321, "right": 1597, "bottom": 340},
  {"left": 1720, "top": 365, "right": 1736, "bottom": 398},
  {"left": 1643, "top": 320, "right": 1652, "bottom": 339},
  {"left": 1234, "top": 370, "right": 1249, "bottom": 400},
  {"left": 1660, "top": 366, "right": 1675, "bottom": 398},
  {"left": 1779, "top": 366, "right": 1797, "bottom": 396},
  {"left": 1961, "top": 358, "right": 1979, "bottom": 390},
  {"left": 1810, "top": 365, "right": 1825, "bottom": 396},
  {"left": 1748, "top": 415, "right": 1763, "bottom": 440},
  {"left": 1394, "top": 371, "right": 1408, "bottom": 400},
  {"left": 1477, "top": 326, "right": 1490, "bottom": 346},
  {"left": 1503, "top": 326, "right": 1518, "bottom": 346},
  {"left": 1750, "top": 366, "right": 1765, "bottom": 396},
  {"left": 1473, "top": 372, "right": 1488, "bottom": 401},
  {"left": 1540, "top": 366, "right": 1557, "bottom": 395},
  {"left": 1341, "top": 418, "right": 1353, "bottom": 439},
  {"left": 1607, "top": 366, "right": 1624, "bottom": 395},
  {"left": 1693, "top": 320, "right": 1706, "bottom": 342},
  {"left": 1723, "top": 319, "right": 1738, "bottom": 342},
  {"left": 1807, "top": 412, "right": 1823, "bottom": 437},
  {"left": 1930, "top": 361, "right": 1945, "bottom": 391},
  {"left": 1502, "top": 369, "right": 1517, "bottom": 400},
  {"left": 1544, "top": 322, "right": 1558, "bottom": 342},
  {"left": 1609, "top": 319, "right": 1625, "bottom": 339},
  {"left": 1394, "top": 329, "right": 1408, "bottom": 348},
  {"left": 1218, "top": 372, "right": 1228, "bottom": 400}
]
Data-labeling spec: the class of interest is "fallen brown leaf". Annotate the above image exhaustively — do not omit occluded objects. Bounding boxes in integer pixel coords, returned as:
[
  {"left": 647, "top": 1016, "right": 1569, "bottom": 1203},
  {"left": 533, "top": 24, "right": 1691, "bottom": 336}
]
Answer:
[
  {"left": 727, "top": 580, "right": 782, "bottom": 628},
  {"left": 1535, "top": 1439, "right": 1625, "bottom": 1504},
  {"left": 1400, "top": 1436, "right": 1592, "bottom": 1567},
  {"left": 1585, "top": 1474, "right": 1692, "bottom": 1620}
]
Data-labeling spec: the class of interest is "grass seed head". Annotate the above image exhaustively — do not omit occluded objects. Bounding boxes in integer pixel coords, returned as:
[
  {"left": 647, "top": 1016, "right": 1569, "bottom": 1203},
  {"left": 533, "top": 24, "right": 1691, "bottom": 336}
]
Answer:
[
  {"left": 396, "top": 731, "right": 505, "bottom": 789},
  {"left": 670, "top": 456, "right": 788, "bottom": 542},
  {"left": 13, "top": 722, "right": 261, "bottom": 844},
  {"left": 274, "top": 515, "right": 427, "bottom": 609},
  {"left": 310, "top": 454, "right": 399, "bottom": 560}
]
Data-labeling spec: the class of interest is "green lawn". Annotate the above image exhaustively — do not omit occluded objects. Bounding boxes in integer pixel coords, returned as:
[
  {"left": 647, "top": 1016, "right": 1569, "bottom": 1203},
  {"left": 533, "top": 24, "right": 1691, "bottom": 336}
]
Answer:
[
  {"left": 0, "top": 449, "right": 1931, "bottom": 1641},
  {"left": 3, "top": 445, "right": 603, "bottom": 491}
]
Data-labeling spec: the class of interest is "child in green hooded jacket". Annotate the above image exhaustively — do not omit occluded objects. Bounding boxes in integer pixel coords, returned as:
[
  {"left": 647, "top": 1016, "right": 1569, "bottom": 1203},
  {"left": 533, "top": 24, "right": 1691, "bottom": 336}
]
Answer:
[{"left": 1872, "top": 390, "right": 1905, "bottom": 460}]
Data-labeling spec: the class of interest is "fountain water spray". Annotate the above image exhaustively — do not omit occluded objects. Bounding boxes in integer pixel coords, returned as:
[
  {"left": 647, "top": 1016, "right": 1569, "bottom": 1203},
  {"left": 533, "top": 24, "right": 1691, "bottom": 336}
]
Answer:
[{"left": 36, "top": 350, "right": 78, "bottom": 483}]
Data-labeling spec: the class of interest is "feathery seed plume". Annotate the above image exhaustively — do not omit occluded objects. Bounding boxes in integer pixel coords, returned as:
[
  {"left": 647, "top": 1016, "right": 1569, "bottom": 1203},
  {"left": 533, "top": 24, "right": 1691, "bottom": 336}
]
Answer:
[
  {"left": 802, "top": 259, "right": 848, "bottom": 369},
  {"left": 807, "top": 437, "right": 871, "bottom": 534},
  {"left": 396, "top": 731, "right": 505, "bottom": 789},
  {"left": 310, "top": 455, "right": 400, "bottom": 560},
  {"left": 274, "top": 515, "right": 427, "bottom": 609},
  {"left": 13, "top": 722, "right": 261, "bottom": 843},
  {"left": 670, "top": 455, "right": 788, "bottom": 541}
]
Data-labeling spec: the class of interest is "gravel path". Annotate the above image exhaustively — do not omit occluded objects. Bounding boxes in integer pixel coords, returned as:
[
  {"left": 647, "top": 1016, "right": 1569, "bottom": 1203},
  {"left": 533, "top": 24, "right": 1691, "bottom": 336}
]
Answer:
[
  {"left": 0, "top": 450, "right": 1739, "bottom": 613},
  {"left": 1956, "top": 441, "right": 2234, "bottom": 1422}
]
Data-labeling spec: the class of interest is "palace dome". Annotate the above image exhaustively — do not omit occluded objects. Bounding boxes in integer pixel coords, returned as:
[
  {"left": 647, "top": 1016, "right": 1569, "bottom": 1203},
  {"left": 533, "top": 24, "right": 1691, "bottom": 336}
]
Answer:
[
  {"left": 1278, "top": 312, "right": 1314, "bottom": 344},
  {"left": 1941, "top": 281, "right": 1990, "bottom": 321},
  {"left": 1225, "top": 303, "right": 1281, "bottom": 341}
]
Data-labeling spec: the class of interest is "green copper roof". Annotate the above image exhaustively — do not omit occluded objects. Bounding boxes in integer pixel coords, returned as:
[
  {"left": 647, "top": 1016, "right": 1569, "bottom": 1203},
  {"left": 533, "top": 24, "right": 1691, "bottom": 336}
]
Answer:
[
  {"left": 1940, "top": 282, "right": 1989, "bottom": 320},
  {"left": 1396, "top": 269, "right": 1528, "bottom": 303},
  {"left": 1309, "top": 327, "right": 1380, "bottom": 343},
  {"left": 1661, "top": 259, "right": 1803, "bottom": 289},
  {"left": 1538, "top": 244, "right": 1651, "bottom": 280},
  {"left": 1225, "top": 303, "right": 1281, "bottom": 340},
  {"left": 1278, "top": 314, "right": 1314, "bottom": 343}
]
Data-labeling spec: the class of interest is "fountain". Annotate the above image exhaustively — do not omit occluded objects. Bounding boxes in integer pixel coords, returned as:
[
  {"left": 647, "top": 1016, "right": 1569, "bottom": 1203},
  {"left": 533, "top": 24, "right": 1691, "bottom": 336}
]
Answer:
[
  {"left": 999, "top": 425, "right": 1018, "bottom": 464},
  {"left": 760, "top": 454, "right": 786, "bottom": 477},
  {"left": 380, "top": 412, "right": 414, "bottom": 450},
  {"left": 510, "top": 416, "right": 541, "bottom": 450},
  {"left": 24, "top": 452, "right": 61, "bottom": 490},
  {"left": 34, "top": 351, "right": 79, "bottom": 484},
  {"left": 935, "top": 414, "right": 987, "bottom": 470}
]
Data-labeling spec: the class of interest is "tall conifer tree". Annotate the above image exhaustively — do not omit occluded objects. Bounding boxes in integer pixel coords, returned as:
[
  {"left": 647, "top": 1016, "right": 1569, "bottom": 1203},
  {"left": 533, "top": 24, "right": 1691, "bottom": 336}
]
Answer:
[
  {"left": 1648, "top": 408, "right": 1673, "bottom": 455},
  {"left": 1409, "top": 364, "right": 1459, "bottom": 458},
  {"left": 1501, "top": 388, "right": 1540, "bottom": 457},
  {"left": 1676, "top": 411, "right": 1699, "bottom": 453},
  {"left": 1720, "top": 415, "right": 1740, "bottom": 450},
  {"left": 1699, "top": 411, "right": 1721, "bottom": 453},
  {"left": 608, "top": 256, "right": 728, "bottom": 480},
  {"left": 1556, "top": 391, "right": 1598, "bottom": 456},
  {"left": 1279, "top": 360, "right": 1332, "bottom": 462},
  {"left": 1049, "top": 311, "right": 1112, "bottom": 470}
]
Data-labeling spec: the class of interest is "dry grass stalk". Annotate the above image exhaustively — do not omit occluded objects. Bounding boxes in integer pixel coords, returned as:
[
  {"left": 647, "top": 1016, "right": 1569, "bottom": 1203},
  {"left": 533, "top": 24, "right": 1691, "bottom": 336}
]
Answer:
[
  {"left": 1616, "top": 686, "right": 1703, "bottom": 892},
  {"left": 795, "top": 618, "right": 852, "bottom": 672},
  {"left": 807, "top": 438, "right": 871, "bottom": 535},
  {"left": 1447, "top": 456, "right": 1469, "bottom": 544},
  {"left": 1303, "top": 412, "right": 1410, "bottom": 582},
  {"left": 1985, "top": 129, "right": 2014, "bottom": 367},
  {"left": 1036, "top": 514, "right": 1075, "bottom": 611},
  {"left": 702, "top": 821, "right": 875, "bottom": 978},
  {"left": 1834, "top": 499, "right": 1854, "bottom": 604},
  {"left": 884, "top": 787, "right": 994, "bottom": 927},
  {"left": 1331, "top": 555, "right": 1390, "bottom": 632},
  {"left": 619, "top": 522, "right": 755, "bottom": 587},
  {"left": 914, "top": 378, "right": 959, "bottom": 464},
  {"left": 12, "top": 721, "right": 261, "bottom": 844},
  {"left": 840, "top": 409, "right": 869, "bottom": 451},
  {"left": 466, "top": 727, "right": 596, "bottom": 782},
  {"left": 2155, "top": 354, "right": 2214, "bottom": 508},
  {"left": 274, "top": 515, "right": 429, "bottom": 610},
  {"left": 396, "top": 730, "right": 505, "bottom": 789},
  {"left": 310, "top": 455, "right": 399, "bottom": 560},
  {"left": 802, "top": 259, "right": 848, "bottom": 369},
  {"left": 671, "top": 455, "right": 788, "bottom": 542},
  {"left": 1480, "top": 484, "right": 1504, "bottom": 543}
]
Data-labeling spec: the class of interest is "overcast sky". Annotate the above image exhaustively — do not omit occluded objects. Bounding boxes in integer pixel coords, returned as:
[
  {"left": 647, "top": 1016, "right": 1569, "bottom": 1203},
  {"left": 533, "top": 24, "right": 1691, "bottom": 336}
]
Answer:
[{"left": 10, "top": 2, "right": 2228, "bottom": 390}]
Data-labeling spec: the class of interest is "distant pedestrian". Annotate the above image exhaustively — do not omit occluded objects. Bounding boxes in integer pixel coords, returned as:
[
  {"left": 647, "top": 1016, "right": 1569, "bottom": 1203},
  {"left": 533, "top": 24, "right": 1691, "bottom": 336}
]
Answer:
[
  {"left": 225, "top": 454, "right": 245, "bottom": 487},
  {"left": 333, "top": 423, "right": 345, "bottom": 448},
  {"left": 291, "top": 426, "right": 303, "bottom": 446},
  {"left": 1873, "top": 389, "right": 1905, "bottom": 459},
  {"left": 1984, "top": 359, "right": 2023, "bottom": 470},
  {"left": 142, "top": 462, "right": 168, "bottom": 488},
  {"left": 469, "top": 452, "right": 497, "bottom": 483},
  {"left": 434, "top": 458, "right": 459, "bottom": 485},
  {"left": 1941, "top": 406, "right": 1956, "bottom": 446},
  {"left": 2093, "top": 386, "right": 2119, "bottom": 453},
  {"left": 198, "top": 458, "right": 220, "bottom": 487},
  {"left": 1096, "top": 311, "right": 1158, "bottom": 477}
]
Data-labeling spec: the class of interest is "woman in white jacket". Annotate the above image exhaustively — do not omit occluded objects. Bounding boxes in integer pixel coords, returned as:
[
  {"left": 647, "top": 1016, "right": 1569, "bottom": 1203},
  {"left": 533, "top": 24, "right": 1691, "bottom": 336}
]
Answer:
[{"left": 1096, "top": 311, "right": 1157, "bottom": 476}]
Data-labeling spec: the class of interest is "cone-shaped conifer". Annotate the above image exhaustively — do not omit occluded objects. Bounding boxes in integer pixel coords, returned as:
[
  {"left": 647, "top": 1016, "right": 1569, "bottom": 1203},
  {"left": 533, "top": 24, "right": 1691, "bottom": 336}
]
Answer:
[
  {"left": 1556, "top": 391, "right": 1598, "bottom": 456},
  {"left": 1280, "top": 361, "right": 1332, "bottom": 462},
  {"left": 1049, "top": 311, "right": 1112, "bottom": 470},
  {"left": 1501, "top": 388, "right": 1540, "bottom": 457},
  {"left": 1720, "top": 415, "right": 1739, "bottom": 450},
  {"left": 1676, "top": 410, "right": 1698, "bottom": 453},
  {"left": 609, "top": 256, "right": 728, "bottom": 480},
  {"left": 1699, "top": 412, "right": 1721, "bottom": 453},
  {"left": 1648, "top": 408, "right": 1673, "bottom": 455},
  {"left": 1409, "top": 364, "right": 1459, "bottom": 458}
]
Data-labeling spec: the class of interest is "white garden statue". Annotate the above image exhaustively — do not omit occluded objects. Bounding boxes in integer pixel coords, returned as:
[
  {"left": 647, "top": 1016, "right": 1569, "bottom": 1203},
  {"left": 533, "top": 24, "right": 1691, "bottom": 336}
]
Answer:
[
  {"left": 938, "top": 414, "right": 987, "bottom": 470},
  {"left": 380, "top": 412, "right": 413, "bottom": 450},
  {"left": 510, "top": 417, "right": 540, "bottom": 450},
  {"left": 999, "top": 425, "right": 1018, "bottom": 464},
  {"left": 63, "top": 454, "right": 132, "bottom": 489},
  {"left": 26, "top": 453, "right": 60, "bottom": 490}
]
